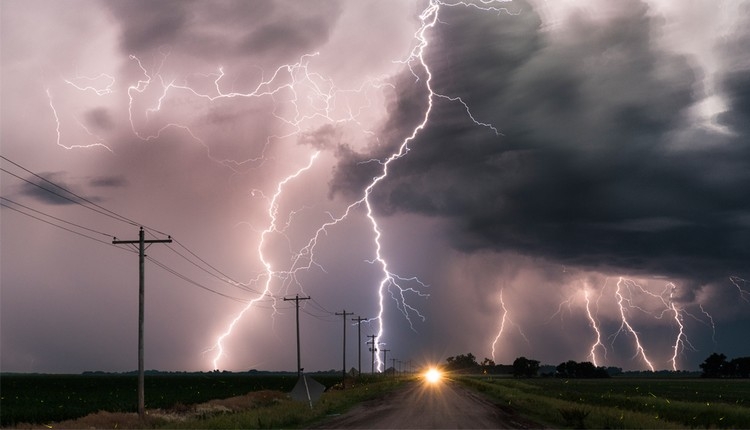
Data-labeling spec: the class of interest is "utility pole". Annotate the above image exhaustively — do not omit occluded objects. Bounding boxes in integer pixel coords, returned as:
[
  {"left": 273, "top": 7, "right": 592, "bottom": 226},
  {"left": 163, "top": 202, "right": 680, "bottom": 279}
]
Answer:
[
  {"left": 112, "top": 227, "right": 171, "bottom": 419},
  {"left": 381, "top": 348, "right": 390, "bottom": 375},
  {"left": 391, "top": 358, "right": 397, "bottom": 376},
  {"left": 366, "top": 335, "right": 377, "bottom": 374},
  {"left": 351, "top": 316, "right": 368, "bottom": 376},
  {"left": 335, "top": 310, "right": 354, "bottom": 387},
  {"left": 283, "top": 294, "right": 310, "bottom": 377}
]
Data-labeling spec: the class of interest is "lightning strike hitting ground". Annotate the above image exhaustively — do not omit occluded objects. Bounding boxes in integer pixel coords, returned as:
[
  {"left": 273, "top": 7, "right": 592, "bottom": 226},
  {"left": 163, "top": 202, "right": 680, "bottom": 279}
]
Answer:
[
  {"left": 208, "top": 152, "right": 320, "bottom": 370},
  {"left": 612, "top": 277, "right": 656, "bottom": 371},
  {"left": 45, "top": 0, "right": 510, "bottom": 372},
  {"left": 39, "top": 1, "right": 743, "bottom": 373},
  {"left": 490, "top": 289, "right": 529, "bottom": 363},
  {"left": 583, "top": 288, "right": 606, "bottom": 367}
]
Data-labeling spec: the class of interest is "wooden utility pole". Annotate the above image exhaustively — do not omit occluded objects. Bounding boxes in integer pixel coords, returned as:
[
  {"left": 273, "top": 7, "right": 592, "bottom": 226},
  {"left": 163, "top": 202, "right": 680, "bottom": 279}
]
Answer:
[
  {"left": 367, "top": 334, "right": 377, "bottom": 374},
  {"left": 381, "top": 348, "right": 390, "bottom": 375},
  {"left": 351, "top": 316, "right": 368, "bottom": 376},
  {"left": 391, "top": 358, "right": 397, "bottom": 376},
  {"left": 112, "top": 227, "right": 171, "bottom": 419},
  {"left": 283, "top": 295, "right": 310, "bottom": 377},
  {"left": 335, "top": 310, "right": 354, "bottom": 387}
]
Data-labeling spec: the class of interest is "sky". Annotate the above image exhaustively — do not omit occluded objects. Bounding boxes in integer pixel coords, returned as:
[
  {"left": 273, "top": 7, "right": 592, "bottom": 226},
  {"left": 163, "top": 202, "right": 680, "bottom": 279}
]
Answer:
[{"left": 1, "top": 0, "right": 749, "bottom": 374}]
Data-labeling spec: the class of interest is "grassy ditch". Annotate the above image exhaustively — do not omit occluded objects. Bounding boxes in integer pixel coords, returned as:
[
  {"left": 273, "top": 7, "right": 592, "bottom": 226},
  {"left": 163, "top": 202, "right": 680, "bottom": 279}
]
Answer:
[
  {"left": 167, "top": 377, "right": 410, "bottom": 429},
  {"left": 457, "top": 376, "right": 750, "bottom": 429},
  {"left": 1, "top": 373, "right": 410, "bottom": 429}
]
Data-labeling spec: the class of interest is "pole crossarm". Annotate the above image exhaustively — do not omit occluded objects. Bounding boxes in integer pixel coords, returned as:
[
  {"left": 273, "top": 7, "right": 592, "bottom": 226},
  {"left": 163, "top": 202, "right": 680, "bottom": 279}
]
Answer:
[
  {"left": 112, "top": 226, "right": 171, "bottom": 419},
  {"left": 335, "top": 310, "right": 354, "bottom": 387},
  {"left": 283, "top": 294, "right": 311, "bottom": 377},
  {"left": 366, "top": 334, "right": 377, "bottom": 374},
  {"left": 381, "top": 348, "right": 391, "bottom": 375},
  {"left": 351, "top": 316, "right": 369, "bottom": 376}
]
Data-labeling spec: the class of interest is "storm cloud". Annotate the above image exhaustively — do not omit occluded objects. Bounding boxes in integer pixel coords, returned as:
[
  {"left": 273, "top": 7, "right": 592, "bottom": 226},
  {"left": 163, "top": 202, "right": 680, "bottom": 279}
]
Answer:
[
  {"left": 331, "top": 1, "right": 750, "bottom": 281},
  {"left": 2, "top": 0, "right": 748, "bottom": 374}
]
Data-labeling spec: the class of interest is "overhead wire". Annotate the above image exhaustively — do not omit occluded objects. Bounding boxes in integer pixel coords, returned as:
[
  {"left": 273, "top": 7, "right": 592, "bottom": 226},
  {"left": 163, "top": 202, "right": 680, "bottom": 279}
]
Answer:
[
  {"left": 0, "top": 195, "right": 113, "bottom": 239},
  {"left": 0, "top": 198, "right": 127, "bottom": 249},
  {"left": 147, "top": 255, "right": 269, "bottom": 304},
  {"left": 1, "top": 156, "right": 143, "bottom": 228},
  {"left": 0, "top": 156, "right": 343, "bottom": 311}
]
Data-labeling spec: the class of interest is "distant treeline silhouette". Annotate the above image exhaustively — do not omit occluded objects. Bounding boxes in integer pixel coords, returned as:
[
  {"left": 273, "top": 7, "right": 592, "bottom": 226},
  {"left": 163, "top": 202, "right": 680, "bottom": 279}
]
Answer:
[
  {"left": 699, "top": 353, "right": 750, "bottom": 378},
  {"left": 443, "top": 352, "right": 750, "bottom": 379}
]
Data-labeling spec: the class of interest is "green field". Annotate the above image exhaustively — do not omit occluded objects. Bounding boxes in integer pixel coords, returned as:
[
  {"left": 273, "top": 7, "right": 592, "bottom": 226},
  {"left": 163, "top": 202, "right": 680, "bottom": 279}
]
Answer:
[
  {"left": 0, "top": 372, "right": 344, "bottom": 427},
  {"left": 4, "top": 372, "right": 750, "bottom": 428},
  {"left": 459, "top": 376, "right": 750, "bottom": 429}
]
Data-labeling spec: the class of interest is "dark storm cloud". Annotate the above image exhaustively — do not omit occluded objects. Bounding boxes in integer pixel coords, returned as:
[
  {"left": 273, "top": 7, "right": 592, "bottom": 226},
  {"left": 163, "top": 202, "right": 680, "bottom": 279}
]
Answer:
[
  {"left": 329, "top": 67, "right": 431, "bottom": 200},
  {"left": 105, "top": 0, "right": 193, "bottom": 54},
  {"left": 716, "top": 5, "right": 750, "bottom": 137},
  {"left": 298, "top": 124, "right": 341, "bottom": 150},
  {"left": 241, "top": 17, "right": 333, "bottom": 55},
  {"left": 18, "top": 172, "right": 101, "bottom": 205},
  {"left": 329, "top": 1, "right": 750, "bottom": 280},
  {"left": 104, "top": 0, "right": 342, "bottom": 62},
  {"left": 84, "top": 107, "right": 115, "bottom": 132},
  {"left": 89, "top": 175, "right": 128, "bottom": 188}
]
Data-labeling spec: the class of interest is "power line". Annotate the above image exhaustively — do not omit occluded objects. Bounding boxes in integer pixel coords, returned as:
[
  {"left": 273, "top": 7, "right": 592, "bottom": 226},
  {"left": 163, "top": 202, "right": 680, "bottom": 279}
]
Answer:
[
  {"left": 0, "top": 198, "right": 129, "bottom": 250},
  {"left": 164, "top": 240, "right": 263, "bottom": 295},
  {"left": 0, "top": 155, "right": 168, "bottom": 235},
  {"left": 0, "top": 164, "right": 138, "bottom": 228},
  {"left": 2, "top": 156, "right": 257, "bottom": 298},
  {"left": 146, "top": 256, "right": 253, "bottom": 303},
  {"left": 0, "top": 196, "right": 112, "bottom": 238},
  {"left": 310, "top": 297, "right": 334, "bottom": 315}
]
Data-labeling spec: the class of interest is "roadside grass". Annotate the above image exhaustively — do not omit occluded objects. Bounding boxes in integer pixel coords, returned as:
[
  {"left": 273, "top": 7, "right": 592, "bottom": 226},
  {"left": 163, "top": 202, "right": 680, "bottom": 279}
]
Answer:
[
  {"left": 0, "top": 373, "right": 304, "bottom": 426},
  {"left": 164, "top": 377, "right": 411, "bottom": 429},
  {"left": 458, "top": 376, "right": 750, "bottom": 429},
  {"left": 4, "top": 376, "right": 410, "bottom": 429}
]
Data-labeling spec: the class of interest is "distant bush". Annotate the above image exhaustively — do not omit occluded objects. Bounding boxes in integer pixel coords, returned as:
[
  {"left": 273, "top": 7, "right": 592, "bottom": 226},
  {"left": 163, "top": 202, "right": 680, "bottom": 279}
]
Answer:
[
  {"left": 555, "top": 360, "right": 610, "bottom": 378},
  {"left": 700, "top": 353, "right": 750, "bottom": 378}
]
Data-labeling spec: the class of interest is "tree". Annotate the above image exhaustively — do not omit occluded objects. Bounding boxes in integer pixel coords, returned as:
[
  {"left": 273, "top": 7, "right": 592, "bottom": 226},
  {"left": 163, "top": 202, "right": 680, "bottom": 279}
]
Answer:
[
  {"left": 445, "top": 353, "right": 479, "bottom": 372},
  {"left": 481, "top": 357, "right": 495, "bottom": 367},
  {"left": 512, "top": 356, "right": 540, "bottom": 378},
  {"left": 729, "top": 357, "right": 750, "bottom": 378},
  {"left": 556, "top": 360, "right": 610, "bottom": 378},
  {"left": 700, "top": 353, "right": 728, "bottom": 378}
]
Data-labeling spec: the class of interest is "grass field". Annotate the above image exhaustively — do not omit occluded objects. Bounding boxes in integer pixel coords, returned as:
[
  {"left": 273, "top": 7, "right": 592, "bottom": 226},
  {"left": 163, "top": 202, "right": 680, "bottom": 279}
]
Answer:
[
  {"left": 0, "top": 372, "right": 345, "bottom": 427},
  {"left": 459, "top": 376, "right": 750, "bottom": 429},
  {"left": 4, "top": 372, "right": 749, "bottom": 428}
]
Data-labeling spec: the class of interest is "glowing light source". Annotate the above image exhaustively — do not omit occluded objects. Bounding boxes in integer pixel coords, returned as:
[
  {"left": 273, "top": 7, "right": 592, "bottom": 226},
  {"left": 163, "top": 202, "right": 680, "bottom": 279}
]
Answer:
[{"left": 424, "top": 367, "right": 442, "bottom": 383}]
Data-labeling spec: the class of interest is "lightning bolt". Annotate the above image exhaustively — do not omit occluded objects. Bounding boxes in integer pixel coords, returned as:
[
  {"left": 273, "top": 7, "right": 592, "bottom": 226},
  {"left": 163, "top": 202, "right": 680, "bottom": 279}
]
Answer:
[
  {"left": 46, "top": 88, "right": 113, "bottom": 152},
  {"left": 491, "top": 289, "right": 529, "bottom": 362},
  {"left": 208, "top": 152, "right": 320, "bottom": 370},
  {"left": 729, "top": 276, "right": 750, "bottom": 302},
  {"left": 49, "top": 0, "right": 508, "bottom": 373},
  {"left": 611, "top": 277, "right": 655, "bottom": 371},
  {"left": 583, "top": 288, "right": 606, "bottom": 367},
  {"left": 363, "top": 0, "right": 512, "bottom": 371},
  {"left": 668, "top": 292, "right": 688, "bottom": 371}
]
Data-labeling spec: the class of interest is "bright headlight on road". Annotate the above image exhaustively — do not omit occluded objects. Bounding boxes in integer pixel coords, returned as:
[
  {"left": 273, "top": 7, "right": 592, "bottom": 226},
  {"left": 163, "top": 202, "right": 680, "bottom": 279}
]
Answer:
[{"left": 424, "top": 367, "right": 442, "bottom": 383}]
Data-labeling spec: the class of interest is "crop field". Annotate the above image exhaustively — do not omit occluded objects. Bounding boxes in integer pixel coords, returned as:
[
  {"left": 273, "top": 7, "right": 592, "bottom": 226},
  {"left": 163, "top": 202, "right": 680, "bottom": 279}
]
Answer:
[
  {"left": 0, "top": 372, "right": 344, "bottom": 427},
  {"left": 460, "top": 376, "right": 750, "bottom": 429}
]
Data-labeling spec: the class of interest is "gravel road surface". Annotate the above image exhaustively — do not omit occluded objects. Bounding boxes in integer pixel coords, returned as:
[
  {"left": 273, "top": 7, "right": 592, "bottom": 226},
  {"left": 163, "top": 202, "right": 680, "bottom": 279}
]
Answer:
[{"left": 316, "top": 379, "right": 543, "bottom": 429}]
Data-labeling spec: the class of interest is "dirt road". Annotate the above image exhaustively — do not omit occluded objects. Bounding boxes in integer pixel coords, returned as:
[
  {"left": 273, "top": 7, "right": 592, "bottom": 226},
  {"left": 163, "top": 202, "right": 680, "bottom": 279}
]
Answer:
[{"left": 316, "top": 379, "right": 543, "bottom": 429}]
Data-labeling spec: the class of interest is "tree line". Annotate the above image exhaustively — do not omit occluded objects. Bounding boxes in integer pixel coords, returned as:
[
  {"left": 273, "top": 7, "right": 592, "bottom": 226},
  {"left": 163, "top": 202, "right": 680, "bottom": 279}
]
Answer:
[
  {"left": 443, "top": 353, "right": 615, "bottom": 378},
  {"left": 699, "top": 353, "right": 750, "bottom": 378},
  {"left": 442, "top": 352, "right": 750, "bottom": 378}
]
